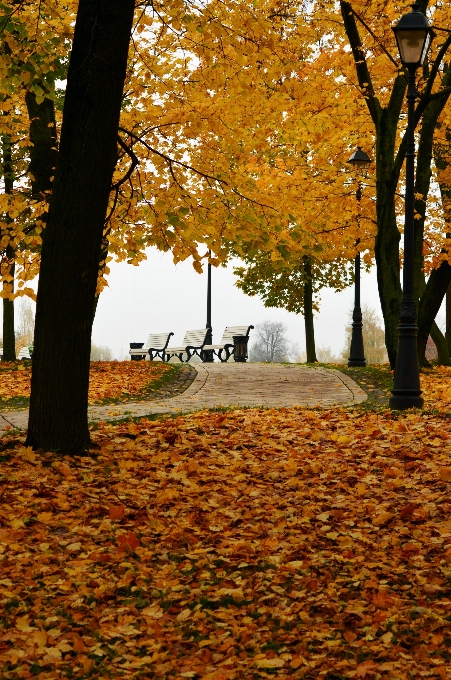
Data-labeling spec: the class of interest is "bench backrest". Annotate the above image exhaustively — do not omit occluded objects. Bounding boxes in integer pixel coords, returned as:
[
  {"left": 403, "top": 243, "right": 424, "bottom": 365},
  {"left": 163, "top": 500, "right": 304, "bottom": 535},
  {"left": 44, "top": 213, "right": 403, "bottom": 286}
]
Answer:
[
  {"left": 17, "top": 347, "right": 31, "bottom": 359},
  {"left": 182, "top": 329, "right": 209, "bottom": 348},
  {"left": 144, "top": 332, "right": 173, "bottom": 350},
  {"left": 220, "top": 325, "right": 254, "bottom": 345}
]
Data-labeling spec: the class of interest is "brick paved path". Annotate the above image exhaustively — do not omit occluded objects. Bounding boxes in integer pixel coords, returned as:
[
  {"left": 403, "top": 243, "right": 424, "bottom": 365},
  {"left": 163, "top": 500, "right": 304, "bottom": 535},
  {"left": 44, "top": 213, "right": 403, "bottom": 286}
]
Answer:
[{"left": 0, "top": 363, "right": 366, "bottom": 432}]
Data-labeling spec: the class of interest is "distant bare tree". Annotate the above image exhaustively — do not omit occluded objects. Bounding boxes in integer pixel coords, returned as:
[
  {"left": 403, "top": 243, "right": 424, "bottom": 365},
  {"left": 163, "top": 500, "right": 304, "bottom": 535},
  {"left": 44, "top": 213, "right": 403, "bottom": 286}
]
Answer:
[{"left": 249, "top": 321, "right": 290, "bottom": 362}]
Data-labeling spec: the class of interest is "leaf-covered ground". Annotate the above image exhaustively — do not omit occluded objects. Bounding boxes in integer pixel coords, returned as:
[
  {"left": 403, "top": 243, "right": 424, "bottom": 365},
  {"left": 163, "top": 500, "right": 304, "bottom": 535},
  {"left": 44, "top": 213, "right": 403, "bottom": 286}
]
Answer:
[
  {"left": 0, "top": 361, "right": 173, "bottom": 408},
  {"left": 1, "top": 404, "right": 451, "bottom": 679}
]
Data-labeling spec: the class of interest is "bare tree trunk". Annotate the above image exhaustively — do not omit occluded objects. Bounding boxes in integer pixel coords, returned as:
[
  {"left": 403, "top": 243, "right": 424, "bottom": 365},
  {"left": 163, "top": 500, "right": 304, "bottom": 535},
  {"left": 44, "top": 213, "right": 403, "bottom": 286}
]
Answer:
[{"left": 26, "top": 0, "right": 135, "bottom": 454}]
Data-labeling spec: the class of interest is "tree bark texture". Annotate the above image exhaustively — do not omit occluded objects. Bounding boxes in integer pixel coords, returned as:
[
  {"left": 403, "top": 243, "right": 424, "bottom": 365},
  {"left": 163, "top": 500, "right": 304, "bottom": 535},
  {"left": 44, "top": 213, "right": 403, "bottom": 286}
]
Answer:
[
  {"left": 26, "top": 0, "right": 135, "bottom": 453},
  {"left": 2, "top": 134, "right": 15, "bottom": 361},
  {"left": 303, "top": 257, "right": 317, "bottom": 363}
]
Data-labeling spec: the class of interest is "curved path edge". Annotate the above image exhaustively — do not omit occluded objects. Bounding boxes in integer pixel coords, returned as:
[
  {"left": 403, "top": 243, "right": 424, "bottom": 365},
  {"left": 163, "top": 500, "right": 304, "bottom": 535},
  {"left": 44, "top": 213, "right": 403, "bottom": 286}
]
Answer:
[{"left": 0, "top": 364, "right": 366, "bottom": 433}]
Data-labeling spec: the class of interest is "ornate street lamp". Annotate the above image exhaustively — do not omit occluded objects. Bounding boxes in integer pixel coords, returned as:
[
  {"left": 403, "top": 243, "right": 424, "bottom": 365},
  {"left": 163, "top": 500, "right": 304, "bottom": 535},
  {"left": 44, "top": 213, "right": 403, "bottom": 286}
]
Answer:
[
  {"left": 389, "top": 4, "right": 434, "bottom": 410},
  {"left": 347, "top": 147, "right": 371, "bottom": 367}
]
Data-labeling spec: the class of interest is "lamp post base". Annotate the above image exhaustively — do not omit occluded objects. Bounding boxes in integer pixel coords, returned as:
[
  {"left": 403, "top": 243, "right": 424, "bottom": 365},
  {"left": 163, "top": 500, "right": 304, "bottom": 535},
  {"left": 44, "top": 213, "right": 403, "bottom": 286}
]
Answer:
[
  {"left": 348, "top": 307, "right": 366, "bottom": 368},
  {"left": 390, "top": 298, "right": 423, "bottom": 411},
  {"left": 348, "top": 359, "right": 366, "bottom": 367},
  {"left": 389, "top": 393, "right": 424, "bottom": 410}
]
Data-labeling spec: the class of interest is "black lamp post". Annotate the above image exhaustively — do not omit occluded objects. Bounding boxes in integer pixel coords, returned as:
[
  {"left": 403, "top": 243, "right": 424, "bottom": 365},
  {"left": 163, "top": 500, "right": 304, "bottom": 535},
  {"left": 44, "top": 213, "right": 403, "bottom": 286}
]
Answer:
[
  {"left": 203, "top": 250, "right": 214, "bottom": 362},
  {"left": 347, "top": 147, "right": 371, "bottom": 367},
  {"left": 389, "top": 4, "right": 434, "bottom": 410}
]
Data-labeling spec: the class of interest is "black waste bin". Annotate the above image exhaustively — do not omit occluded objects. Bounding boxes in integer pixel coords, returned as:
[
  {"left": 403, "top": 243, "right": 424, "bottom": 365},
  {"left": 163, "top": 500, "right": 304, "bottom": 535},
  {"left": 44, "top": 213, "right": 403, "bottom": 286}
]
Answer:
[
  {"left": 130, "top": 342, "right": 145, "bottom": 361},
  {"left": 233, "top": 335, "right": 249, "bottom": 362}
]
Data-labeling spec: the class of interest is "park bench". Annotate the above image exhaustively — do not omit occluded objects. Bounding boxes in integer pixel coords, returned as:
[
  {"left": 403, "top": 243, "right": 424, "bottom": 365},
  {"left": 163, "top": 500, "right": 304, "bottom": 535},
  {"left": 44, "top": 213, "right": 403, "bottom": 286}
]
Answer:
[
  {"left": 202, "top": 325, "right": 254, "bottom": 362},
  {"left": 129, "top": 332, "right": 174, "bottom": 361},
  {"left": 17, "top": 347, "right": 32, "bottom": 360},
  {"left": 164, "top": 329, "right": 210, "bottom": 362}
]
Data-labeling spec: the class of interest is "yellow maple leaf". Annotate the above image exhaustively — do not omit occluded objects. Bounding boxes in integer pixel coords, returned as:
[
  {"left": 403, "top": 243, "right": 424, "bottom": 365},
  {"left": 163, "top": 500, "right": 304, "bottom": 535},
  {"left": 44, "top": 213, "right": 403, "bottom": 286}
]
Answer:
[
  {"left": 33, "top": 630, "right": 47, "bottom": 647},
  {"left": 36, "top": 512, "right": 53, "bottom": 523},
  {"left": 16, "top": 616, "right": 35, "bottom": 632},
  {"left": 19, "top": 446, "right": 37, "bottom": 464}
]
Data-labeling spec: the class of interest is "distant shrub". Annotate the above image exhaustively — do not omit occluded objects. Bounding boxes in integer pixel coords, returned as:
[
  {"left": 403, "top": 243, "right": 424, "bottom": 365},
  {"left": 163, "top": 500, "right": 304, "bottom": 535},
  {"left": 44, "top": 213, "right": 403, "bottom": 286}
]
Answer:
[{"left": 90, "top": 344, "right": 113, "bottom": 361}]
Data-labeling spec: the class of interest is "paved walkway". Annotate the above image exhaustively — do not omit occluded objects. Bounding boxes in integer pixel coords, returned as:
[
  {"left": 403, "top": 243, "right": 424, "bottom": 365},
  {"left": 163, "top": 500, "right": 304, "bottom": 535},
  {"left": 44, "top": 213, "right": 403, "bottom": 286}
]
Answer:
[{"left": 0, "top": 364, "right": 366, "bottom": 432}]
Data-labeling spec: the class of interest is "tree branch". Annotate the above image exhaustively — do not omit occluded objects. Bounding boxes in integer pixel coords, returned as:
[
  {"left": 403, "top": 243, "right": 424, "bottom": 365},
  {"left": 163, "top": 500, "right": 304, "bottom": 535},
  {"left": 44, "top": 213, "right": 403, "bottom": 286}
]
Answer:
[
  {"left": 420, "top": 33, "right": 451, "bottom": 101},
  {"left": 340, "top": 1, "right": 381, "bottom": 126},
  {"left": 419, "top": 85, "right": 451, "bottom": 104},
  {"left": 113, "top": 135, "right": 139, "bottom": 189},
  {"left": 348, "top": 7, "right": 398, "bottom": 69}
]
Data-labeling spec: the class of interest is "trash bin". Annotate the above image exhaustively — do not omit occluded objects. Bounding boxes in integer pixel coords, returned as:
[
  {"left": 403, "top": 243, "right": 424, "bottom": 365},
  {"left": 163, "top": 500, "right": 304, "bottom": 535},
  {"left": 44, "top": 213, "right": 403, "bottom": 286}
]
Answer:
[
  {"left": 233, "top": 335, "right": 249, "bottom": 362},
  {"left": 130, "top": 342, "right": 144, "bottom": 361}
]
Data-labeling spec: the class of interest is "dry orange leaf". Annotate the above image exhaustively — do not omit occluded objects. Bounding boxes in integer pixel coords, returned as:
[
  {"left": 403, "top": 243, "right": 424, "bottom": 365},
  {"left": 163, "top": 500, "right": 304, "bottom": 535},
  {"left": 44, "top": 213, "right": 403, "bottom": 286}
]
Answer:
[
  {"left": 439, "top": 467, "right": 451, "bottom": 482},
  {"left": 73, "top": 638, "right": 86, "bottom": 652},
  {"left": 109, "top": 504, "right": 125, "bottom": 520},
  {"left": 117, "top": 531, "right": 139, "bottom": 551},
  {"left": 372, "top": 511, "right": 393, "bottom": 526}
]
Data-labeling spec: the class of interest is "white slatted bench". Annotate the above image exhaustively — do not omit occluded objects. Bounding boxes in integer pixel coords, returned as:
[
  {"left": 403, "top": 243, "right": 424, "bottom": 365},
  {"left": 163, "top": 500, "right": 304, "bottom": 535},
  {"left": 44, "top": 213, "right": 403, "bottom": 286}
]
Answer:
[
  {"left": 129, "top": 332, "right": 174, "bottom": 361},
  {"left": 202, "top": 325, "right": 254, "bottom": 362},
  {"left": 164, "top": 329, "right": 210, "bottom": 363},
  {"left": 17, "top": 347, "right": 32, "bottom": 360}
]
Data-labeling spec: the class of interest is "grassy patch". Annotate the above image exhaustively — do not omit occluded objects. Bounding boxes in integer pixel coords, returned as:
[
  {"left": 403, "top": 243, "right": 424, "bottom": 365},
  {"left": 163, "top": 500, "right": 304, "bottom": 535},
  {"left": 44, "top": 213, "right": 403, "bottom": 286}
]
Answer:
[{"left": 324, "top": 363, "right": 393, "bottom": 410}]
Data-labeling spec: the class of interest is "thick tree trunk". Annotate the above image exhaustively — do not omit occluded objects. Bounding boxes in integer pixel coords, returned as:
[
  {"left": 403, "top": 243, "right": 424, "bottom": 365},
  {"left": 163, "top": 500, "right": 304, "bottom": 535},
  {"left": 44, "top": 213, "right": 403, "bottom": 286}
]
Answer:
[
  {"left": 303, "top": 257, "right": 317, "bottom": 363},
  {"left": 374, "top": 201, "right": 401, "bottom": 370},
  {"left": 2, "top": 134, "right": 15, "bottom": 361},
  {"left": 372, "top": 92, "right": 407, "bottom": 370},
  {"left": 26, "top": 0, "right": 135, "bottom": 454}
]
